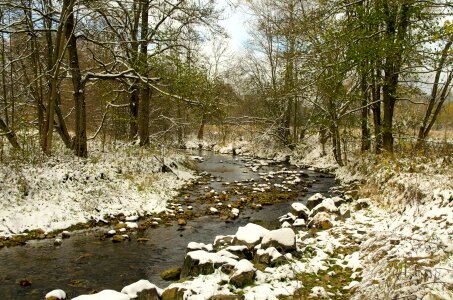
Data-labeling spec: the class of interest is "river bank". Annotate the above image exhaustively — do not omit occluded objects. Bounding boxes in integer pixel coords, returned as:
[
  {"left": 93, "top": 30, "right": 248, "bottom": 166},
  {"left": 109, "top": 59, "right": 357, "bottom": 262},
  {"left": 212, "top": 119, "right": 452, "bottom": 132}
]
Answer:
[{"left": 2, "top": 138, "right": 452, "bottom": 299}]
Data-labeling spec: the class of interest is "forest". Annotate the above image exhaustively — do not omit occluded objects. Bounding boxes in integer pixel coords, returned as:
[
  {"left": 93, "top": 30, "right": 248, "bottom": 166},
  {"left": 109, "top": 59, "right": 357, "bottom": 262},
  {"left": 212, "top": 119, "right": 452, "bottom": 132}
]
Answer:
[
  {"left": 0, "top": 0, "right": 452, "bottom": 300},
  {"left": 0, "top": 0, "right": 451, "bottom": 160}
]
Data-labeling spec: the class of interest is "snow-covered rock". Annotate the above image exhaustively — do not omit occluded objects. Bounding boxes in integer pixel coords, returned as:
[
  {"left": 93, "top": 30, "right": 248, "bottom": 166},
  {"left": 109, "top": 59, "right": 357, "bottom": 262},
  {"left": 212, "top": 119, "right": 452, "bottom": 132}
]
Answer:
[
  {"left": 293, "top": 218, "right": 306, "bottom": 227},
  {"left": 187, "top": 242, "right": 213, "bottom": 252},
  {"left": 291, "top": 202, "right": 310, "bottom": 220},
  {"left": 234, "top": 223, "right": 269, "bottom": 248},
  {"left": 121, "top": 279, "right": 162, "bottom": 299},
  {"left": 307, "top": 212, "right": 334, "bottom": 230},
  {"left": 45, "top": 289, "right": 66, "bottom": 299},
  {"left": 261, "top": 228, "right": 296, "bottom": 252},
  {"left": 229, "top": 259, "right": 256, "bottom": 288},
  {"left": 180, "top": 250, "right": 238, "bottom": 278},
  {"left": 72, "top": 290, "right": 130, "bottom": 300},
  {"left": 306, "top": 193, "right": 325, "bottom": 210},
  {"left": 310, "top": 198, "right": 339, "bottom": 217}
]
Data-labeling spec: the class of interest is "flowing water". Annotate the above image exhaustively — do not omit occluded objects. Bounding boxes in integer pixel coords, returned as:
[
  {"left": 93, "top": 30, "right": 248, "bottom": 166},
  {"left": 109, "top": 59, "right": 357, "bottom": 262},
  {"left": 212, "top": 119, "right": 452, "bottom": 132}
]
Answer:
[{"left": 0, "top": 151, "right": 336, "bottom": 299}]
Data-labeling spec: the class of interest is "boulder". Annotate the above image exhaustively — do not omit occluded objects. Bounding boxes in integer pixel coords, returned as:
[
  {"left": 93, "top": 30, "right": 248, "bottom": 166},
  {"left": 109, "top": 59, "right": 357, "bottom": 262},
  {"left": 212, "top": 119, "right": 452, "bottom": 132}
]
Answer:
[
  {"left": 293, "top": 219, "right": 306, "bottom": 227},
  {"left": 307, "top": 212, "right": 333, "bottom": 230},
  {"left": 281, "top": 221, "right": 292, "bottom": 228},
  {"left": 115, "top": 222, "right": 127, "bottom": 230},
  {"left": 254, "top": 247, "right": 282, "bottom": 265},
  {"left": 213, "top": 235, "right": 235, "bottom": 250},
  {"left": 355, "top": 198, "right": 370, "bottom": 210},
  {"left": 310, "top": 198, "right": 339, "bottom": 217},
  {"left": 233, "top": 223, "right": 269, "bottom": 249},
  {"left": 223, "top": 245, "right": 251, "bottom": 260},
  {"left": 180, "top": 250, "right": 237, "bottom": 278},
  {"left": 340, "top": 208, "right": 351, "bottom": 220},
  {"left": 161, "top": 268, "right": 181, "bottom": 281},
  {"left": 261, "top": 228, "right": 296, "bottom": 252},
  {"left": 72, "top": 290, "right": 129, "bottom": 300},
  {"left": 187, "top": 242, "right": 213, "bottom": 252},
  {"left": 112, "top": 235, "right": 126, "bottom": 243},
  {"left": 177, "top": 219, "right": 187, "bottom": 226},
  {"left": 45, "top": 289, "right": 66, "bottom": 300},
  {"left": 135, "top": 288, "right": 160, "bottom": 300},
  {"left": 229, "top": 259, "right": 255, "bottom": 288},
  {"left": 331, "top": 196, "right": 347, "bottom": 206},
  {"left": 121, "top": 280, "right": 162, "bottom": 300},
  {"left": 162, "top": 287, "right": 187, "bottom": 300},
  {"left": 306, "top": 193, "right": 325, "bottom": 210},
  {"left": 291, "top": 202, "right": 310, "bottom": 220},
  {"left": 345, "top": 190, "right": 359, "bottom": 200}
]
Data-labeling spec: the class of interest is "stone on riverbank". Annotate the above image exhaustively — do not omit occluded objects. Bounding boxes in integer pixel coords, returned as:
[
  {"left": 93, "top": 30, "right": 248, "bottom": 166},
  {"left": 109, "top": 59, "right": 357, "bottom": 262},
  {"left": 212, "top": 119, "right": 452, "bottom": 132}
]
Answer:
[
  {"left": 45, "top": 289, "right": 66, "bottom": 300},
  {"left": 307, "top": 212, "right": 334, "bottom": 230},
  {"left": 121, "top": 279, "right": 162, "bottom": 300},
  {"left": 72, "top": 290, "right": 129, "bottom": 300},
  {"left": 306, "top": 193, "right": 325, "bottom": 210},
  {"left": 310, "top": 198, "right": 339, "bottom": 217},
  {"left": 291, "top": 202, "right": 310, "bottom": 220},
  {"left": 180, "top": 250, "right": 237, "bottom": 278},
  {"left": 261, "top": 228, "right": 296, "bottom": 252},
  {"left": 233, "top": 223, "right": 269, "bottom": 248},
  {"left": 162, "top": 287, "right": 187, "bottom": 300},
  {"left": 112, "top": 235, "right": 127, "bottom": 243},
  {"left": 229, "top": 259, "right": 256, "bottom": 288},
  {"left": 161, "top": 268, "right": 182, "bottom": 281}
]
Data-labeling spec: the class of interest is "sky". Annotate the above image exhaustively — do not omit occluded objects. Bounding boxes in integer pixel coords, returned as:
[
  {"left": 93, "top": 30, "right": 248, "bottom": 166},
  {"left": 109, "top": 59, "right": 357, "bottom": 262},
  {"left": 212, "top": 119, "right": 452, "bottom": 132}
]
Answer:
[{"left": 218, "top": 1, "right": 252, "bottom": 53}]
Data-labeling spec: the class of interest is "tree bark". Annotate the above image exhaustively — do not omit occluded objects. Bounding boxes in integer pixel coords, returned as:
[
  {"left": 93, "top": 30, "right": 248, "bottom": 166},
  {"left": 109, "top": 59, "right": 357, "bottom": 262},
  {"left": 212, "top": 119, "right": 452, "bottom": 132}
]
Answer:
[
  {"left": 65, "top": 0, "right": 87, "bottom": 157},
  {"left": 416, "top": 36, "right": 453, "bottom": 149},
  {"left": 129, "top": 84, "right": 139, "bottom": 139},
  {"left": 129, "top": 0, "right": 141, "bottom": 140},
  {"left": 197, "top": 114, "right": 206, "bottom": 141},
  {"left": 381, "top": 1, "right": 411, "bottom": 154},
  {"left": 0, "top": 118, "right": 20, "bottom": 150},
  {"left": 138, "top": 0, "right": 150, "bottom": 146},
  {"left": 360, "top": 71, "right": 371, "bottom": 152},
  {"left": 42, "top": 0, "right": 71, "bottom": 155},
  {"left": 330, "top": 123, "right": 343, "bottom": 166},
  {"left": 371, "top": 66, "right": 382, "bottom": 154}
]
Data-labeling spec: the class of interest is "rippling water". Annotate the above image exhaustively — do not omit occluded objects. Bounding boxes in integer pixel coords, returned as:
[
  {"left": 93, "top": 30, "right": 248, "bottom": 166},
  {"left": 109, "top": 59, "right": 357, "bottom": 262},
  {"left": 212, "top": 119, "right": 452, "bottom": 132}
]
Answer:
[{"left": 0, "top": 151, "right": 335, "bottom": 299}]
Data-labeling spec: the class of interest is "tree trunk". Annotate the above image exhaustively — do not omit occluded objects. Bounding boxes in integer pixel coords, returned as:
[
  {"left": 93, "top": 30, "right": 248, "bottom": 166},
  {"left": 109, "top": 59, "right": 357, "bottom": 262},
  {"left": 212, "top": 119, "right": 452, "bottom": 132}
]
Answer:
[
  {"left": 129, "top": 84, "right": 139, "bottom": 139},
  {"left": 382, "top": 80, "right": 396, "bottom": 154},
  {"left": 330, "top": 123, "right": 343, "bottom": 166},
  {"left": 138, "top": 86, "right": 150, "bottom": 146},
  {"left": 371, "top": 67, "right": 382, "bottom": 154},
  {"left": 42, "top": 0, "right": 71, "bottom": 155},
  {"left": 55, "top": 93, "right": 72, "bottom": 149},
  {"left": 360, "top": 71, "right": 370, "bottom": 152},
  {"left": 416, "top": 36, "right": 453, "bottom": 149},
  {"left": 197, "top": 114, "right": 206, "bottom": 141},
  {"left": 0, "top": 118, "right": 20, "bottom": 150},
  {"left": 1, "top": 26, "right": 8, "bottom": 126},
  {"left": 138, "top": 0, "right": 150, "bottom": 146},
  {"left": 129, "top": 0, "right": 141, "bottom": 140},
  {"left": 65, "top": 0, "right": 87, "bottom": 157},
  {"left": 381, "top": 1, "right": 411, "bottom": 154},
  {"left": 417, "top": 72, "right": 453, "bottom": 148}
]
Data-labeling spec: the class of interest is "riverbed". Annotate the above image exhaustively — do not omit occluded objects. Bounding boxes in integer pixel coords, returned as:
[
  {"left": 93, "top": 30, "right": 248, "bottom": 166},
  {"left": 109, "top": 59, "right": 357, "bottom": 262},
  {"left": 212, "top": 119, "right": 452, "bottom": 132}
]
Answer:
[{"left": 0, "top": 151, "right": 336, "bottom": 299}]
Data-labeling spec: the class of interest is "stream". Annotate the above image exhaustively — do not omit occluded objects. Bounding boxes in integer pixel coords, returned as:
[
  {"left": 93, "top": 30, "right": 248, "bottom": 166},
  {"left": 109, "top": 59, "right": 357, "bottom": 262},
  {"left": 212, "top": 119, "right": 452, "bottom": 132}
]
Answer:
[{"left": 0, "top": 151, "right": 336, "bottom": 300}]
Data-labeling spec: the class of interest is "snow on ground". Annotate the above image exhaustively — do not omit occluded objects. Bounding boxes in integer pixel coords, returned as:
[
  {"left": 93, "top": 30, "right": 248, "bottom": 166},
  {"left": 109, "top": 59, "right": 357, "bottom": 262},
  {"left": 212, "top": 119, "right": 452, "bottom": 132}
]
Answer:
[
  {"left": 9, "top": 133, "right": 450, "bottom": 299},
  {"left": 183, "top": 134, "right": 453, "bottom": 299},
  {"left": 0, "top": 142, "right": 194, "bottom": 237},
  {"left": 121, "top": 279, "right": 162, "bottom": 298}
]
